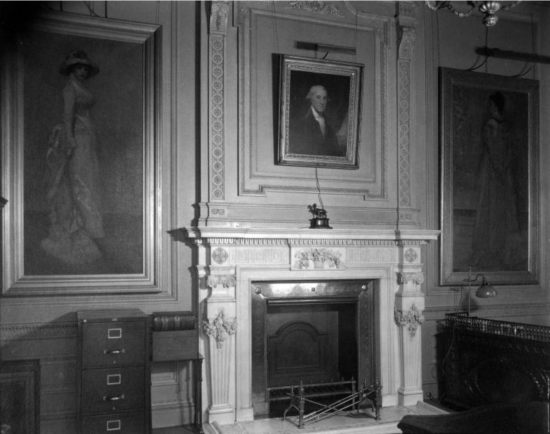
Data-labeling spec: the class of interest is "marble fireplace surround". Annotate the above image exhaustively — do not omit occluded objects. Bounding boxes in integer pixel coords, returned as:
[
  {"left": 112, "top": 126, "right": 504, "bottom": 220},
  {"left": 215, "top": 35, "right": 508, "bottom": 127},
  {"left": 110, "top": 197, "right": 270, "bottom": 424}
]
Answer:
[{"left": 188, "top": 227, "right": 439, "bottom": 427}]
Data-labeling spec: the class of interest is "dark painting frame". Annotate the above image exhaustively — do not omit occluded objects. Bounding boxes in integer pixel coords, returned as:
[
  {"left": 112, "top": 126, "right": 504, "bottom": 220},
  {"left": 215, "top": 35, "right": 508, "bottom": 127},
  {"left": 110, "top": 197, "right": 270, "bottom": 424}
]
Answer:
[
  {"left": 0, "top": 360, "right": 40, "bottom": 434},
  {"left": 1, "top": 11, "right": 160, "bottom": 296},
  {"left": 439, "top": 67, "right": 539, "bottom": 286},
  {"left": 277, "top": 55, "right": 362, "bottom": 169}
]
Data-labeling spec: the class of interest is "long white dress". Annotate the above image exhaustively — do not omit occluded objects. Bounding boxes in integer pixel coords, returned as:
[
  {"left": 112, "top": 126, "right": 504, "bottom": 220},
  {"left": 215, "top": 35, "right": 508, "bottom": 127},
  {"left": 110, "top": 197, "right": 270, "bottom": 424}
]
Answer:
[{"left": 41, "top": 76, "right": 105, "bottom": 265}]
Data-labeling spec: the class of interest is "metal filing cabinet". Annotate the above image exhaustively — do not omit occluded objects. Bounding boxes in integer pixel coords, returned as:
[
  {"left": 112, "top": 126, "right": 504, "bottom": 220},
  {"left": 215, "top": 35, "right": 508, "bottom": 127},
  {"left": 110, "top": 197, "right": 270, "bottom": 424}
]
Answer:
[{"left": 77, "top": 309, "right": 151, "bottom": 434}]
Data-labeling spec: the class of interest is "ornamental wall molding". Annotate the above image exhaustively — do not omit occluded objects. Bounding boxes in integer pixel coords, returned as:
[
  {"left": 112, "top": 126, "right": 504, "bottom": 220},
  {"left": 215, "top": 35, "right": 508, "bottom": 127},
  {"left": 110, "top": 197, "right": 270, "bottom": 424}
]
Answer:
[
  {"left": 236, "top": 3, "right": 390, "bottom": 199},
  {"left": 193, "top": 238, "right": 429, "bottom": 247},
  {"left": 209, "top": 33, "right": 225, "bottom": 202},
  {"left": 395, "top": 304, "right": 425, "bottom": 338},
  {"left": 203, "top": 310, "right": 237, "bottom": 349}
]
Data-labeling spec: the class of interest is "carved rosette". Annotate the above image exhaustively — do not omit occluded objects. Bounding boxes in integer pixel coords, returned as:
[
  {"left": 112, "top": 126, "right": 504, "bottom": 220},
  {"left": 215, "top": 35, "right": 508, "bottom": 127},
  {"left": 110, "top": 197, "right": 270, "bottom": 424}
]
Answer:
[
  {"left": 395, "top": 304, "right": 425, "bottom": 338},
  {"left": 212, "top": 247, "right": 229, "bottom": 264},
  {"left": 404, "top": 248, "right": 418, "bottom": 263},
  {"left": 203, "top": 310, "right": 237, "bottom": 349}
]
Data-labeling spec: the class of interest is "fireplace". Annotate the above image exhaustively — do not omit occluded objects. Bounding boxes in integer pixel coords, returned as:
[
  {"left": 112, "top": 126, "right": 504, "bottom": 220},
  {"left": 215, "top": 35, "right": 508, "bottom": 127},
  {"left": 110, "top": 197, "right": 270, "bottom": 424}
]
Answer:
[
  {"left": 251, "top": 280, "right": 375, "bottom": 417},
  {"left": 188, "top": 227, "right": 439, "bottom": 427}
]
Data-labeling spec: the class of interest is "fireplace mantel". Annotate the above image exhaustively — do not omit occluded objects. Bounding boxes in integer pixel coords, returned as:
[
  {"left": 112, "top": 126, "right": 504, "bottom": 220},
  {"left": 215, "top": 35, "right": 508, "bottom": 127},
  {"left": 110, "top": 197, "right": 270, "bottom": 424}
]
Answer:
[{"left": 187, "top": 227, "right": 439, "bottom": 426}]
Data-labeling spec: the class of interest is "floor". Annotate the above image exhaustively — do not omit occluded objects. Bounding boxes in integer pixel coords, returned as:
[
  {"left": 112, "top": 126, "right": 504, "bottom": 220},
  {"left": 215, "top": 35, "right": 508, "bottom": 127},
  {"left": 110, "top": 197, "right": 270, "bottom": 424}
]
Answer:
[
  {"left": 153, "top": 426, "right": 200, "bottom": 434},
  {"left": 152, "top": 402, "right": 447, "bottom": 434}
]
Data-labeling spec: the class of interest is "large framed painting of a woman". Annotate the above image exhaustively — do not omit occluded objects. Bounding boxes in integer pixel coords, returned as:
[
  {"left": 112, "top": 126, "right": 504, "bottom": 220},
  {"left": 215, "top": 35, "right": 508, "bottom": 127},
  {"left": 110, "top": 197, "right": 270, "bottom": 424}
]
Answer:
[
  {"left": 439, "top": 67, "right": 539, "bottom": 286},
  {"left": 277, "top": 55, "right": 362, "bottom": 169},
  {"left": 1, "top": 11, "right": 160, "bottom": 295}
]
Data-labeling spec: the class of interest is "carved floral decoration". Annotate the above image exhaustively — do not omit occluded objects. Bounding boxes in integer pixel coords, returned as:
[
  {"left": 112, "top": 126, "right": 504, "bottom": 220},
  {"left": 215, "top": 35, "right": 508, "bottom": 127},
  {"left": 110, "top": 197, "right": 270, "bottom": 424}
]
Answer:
[
  {"left": 203, "top": 310, "right": 237, "bottom": 349},
  {"left": 294, "top": 248, "right": 344, "bottom": 270},
  {"left": 395, "top": 304, "right": 425, "bottom": 338}
]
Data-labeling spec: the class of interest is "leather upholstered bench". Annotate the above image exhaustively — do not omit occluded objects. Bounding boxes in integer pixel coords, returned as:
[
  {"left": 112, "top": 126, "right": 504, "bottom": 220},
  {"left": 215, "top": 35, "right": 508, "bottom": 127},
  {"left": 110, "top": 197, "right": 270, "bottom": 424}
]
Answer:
[{"left": 397, "top": 401, "right": 549, "bottom": 434}]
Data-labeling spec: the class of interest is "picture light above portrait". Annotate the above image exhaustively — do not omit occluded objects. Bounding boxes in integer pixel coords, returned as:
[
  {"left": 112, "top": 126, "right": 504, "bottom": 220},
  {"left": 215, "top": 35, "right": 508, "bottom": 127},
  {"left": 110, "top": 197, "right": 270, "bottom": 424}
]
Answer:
[
  {"left": 295, "top": 41, "right": 356, "bottom": 56},
  {"left": 425, "top": 1, "right": 522, "bottom": 27}
]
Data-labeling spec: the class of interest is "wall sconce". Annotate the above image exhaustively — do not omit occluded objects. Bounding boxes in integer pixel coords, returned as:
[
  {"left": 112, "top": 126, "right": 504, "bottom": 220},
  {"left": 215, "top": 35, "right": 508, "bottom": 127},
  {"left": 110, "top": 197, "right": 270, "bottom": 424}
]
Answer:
[
  {"left": 464, "top": 267, "right": 498, "bottom": 315},
  {"left": 0, "top": 197, "right": 7, "bottom": 209},
  {"left": 425, "top": 1, "right": 522, "bottom": 27}
]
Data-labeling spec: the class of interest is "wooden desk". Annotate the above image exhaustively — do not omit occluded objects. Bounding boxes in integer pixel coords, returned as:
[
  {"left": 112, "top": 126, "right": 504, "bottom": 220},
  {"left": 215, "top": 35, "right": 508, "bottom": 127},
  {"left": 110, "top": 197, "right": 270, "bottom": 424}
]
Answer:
[{"left": 152, "top": 330, "right": 203, "bottom": 434}]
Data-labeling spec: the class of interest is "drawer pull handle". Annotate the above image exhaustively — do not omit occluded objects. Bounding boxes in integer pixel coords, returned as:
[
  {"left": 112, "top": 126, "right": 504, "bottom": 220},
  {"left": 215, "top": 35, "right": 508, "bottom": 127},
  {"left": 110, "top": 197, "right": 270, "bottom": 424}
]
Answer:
[
  {"left": 103, "top": 394, "right": 125, "bottom": 402},
  {"left": 104, "top": 349, "right": 126, "bottom": 355}
]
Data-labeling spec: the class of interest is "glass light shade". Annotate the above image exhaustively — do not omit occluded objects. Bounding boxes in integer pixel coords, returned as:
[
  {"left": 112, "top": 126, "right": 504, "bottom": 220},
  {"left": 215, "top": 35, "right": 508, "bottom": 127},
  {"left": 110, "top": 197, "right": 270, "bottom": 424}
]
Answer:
[{"left": 476, "top": 279, "right": 498, "bottom": 298}]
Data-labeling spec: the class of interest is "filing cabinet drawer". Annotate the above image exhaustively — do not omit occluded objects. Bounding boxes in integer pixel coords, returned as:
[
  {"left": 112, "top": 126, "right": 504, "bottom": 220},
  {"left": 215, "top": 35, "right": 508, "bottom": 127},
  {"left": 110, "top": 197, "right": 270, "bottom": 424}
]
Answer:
[
  {"left": 81, "top": 411, "right": 146, "bottom": 434},
  {"left": 81, "top": 366, "right": 146, "bottom": 415},
  {"left": 82, "top": 321, "right": 146, "bottom": 368}
]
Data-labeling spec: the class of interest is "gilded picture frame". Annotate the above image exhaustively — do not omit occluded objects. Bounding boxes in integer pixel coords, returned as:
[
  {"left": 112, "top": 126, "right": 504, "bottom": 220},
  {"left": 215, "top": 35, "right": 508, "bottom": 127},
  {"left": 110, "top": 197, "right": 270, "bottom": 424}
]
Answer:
[
  {"left": 277, "top": 55, "right": 362, "bottom": 169},
  {"left": 439, "top": 67, "right": 539, "bottom": 286},
  {"left": 1, "top": 11, "right": 160, "bottom": 296}
]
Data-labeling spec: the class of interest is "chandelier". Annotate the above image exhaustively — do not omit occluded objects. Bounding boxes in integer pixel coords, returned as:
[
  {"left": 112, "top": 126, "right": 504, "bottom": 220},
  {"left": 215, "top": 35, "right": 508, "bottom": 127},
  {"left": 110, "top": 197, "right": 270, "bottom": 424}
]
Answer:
[{"left": 425, "top": 1, "right": 522, "bottom": 27}]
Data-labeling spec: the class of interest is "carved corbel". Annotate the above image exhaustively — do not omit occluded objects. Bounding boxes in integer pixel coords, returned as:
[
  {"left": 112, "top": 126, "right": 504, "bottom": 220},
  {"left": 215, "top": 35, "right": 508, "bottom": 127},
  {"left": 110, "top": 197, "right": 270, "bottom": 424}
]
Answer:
[
  {"left": 397, "top": 26, "right": 416, "bottom": 61},
  {"left": 203, "top": 310, "right": 237, "bottom": 349},
  {"left": 395, "top": 304, "right": 425, "bottom": 338},
  {"left": 397, "top": 271, "right": 424, "bottom": 286},
  {"left": 206, "top": 274, "right": 236, "bottom": 289},
  {"left": 210, "top": 1, "right": 230, "bottom": 35}
]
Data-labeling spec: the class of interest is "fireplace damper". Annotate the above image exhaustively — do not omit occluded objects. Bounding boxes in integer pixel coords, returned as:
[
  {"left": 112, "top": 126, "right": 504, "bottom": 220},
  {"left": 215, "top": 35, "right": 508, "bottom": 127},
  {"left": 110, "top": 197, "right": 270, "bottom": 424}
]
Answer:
[{"left": 251, "top": 280, "right": 376, "bottom": 417}]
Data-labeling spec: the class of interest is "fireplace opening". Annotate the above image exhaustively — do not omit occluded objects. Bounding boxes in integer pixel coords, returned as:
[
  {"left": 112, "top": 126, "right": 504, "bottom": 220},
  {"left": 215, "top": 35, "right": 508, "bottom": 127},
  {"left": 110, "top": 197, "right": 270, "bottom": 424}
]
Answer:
[{"left": 251, "top": 280, "right": 376, "bottom": 418}]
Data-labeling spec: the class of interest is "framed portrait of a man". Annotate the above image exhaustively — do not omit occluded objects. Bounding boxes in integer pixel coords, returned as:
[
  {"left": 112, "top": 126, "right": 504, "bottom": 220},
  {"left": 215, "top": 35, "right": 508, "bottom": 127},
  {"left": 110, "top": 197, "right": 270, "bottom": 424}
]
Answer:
[{"left": 277, "top": 56, "right": 363, "bottom": 169}]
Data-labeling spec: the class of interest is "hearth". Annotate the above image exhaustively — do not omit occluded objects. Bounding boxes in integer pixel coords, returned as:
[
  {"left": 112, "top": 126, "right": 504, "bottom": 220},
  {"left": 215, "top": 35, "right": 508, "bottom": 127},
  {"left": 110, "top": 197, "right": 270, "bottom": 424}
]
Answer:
[
  {"left": 188, "top": 227, "right": 439, "bottom": 427},
  {"left": 250, "top": 280, "right": 375, "bottom": 417}
]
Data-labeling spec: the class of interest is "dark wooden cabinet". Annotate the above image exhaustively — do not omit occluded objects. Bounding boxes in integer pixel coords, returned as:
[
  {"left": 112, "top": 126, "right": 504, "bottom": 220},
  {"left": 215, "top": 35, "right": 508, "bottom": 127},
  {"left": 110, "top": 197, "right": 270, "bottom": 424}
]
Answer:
[
  {"left": 152, "top": 329, "right": 203, "bottom": 433},
  {"left": 77, "top": 309, "right": 152, "bottom": 434}
]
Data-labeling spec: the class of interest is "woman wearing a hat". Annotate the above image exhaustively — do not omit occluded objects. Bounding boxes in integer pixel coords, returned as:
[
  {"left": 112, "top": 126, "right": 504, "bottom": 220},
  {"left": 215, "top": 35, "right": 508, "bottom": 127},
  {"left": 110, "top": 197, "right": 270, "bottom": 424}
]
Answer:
[{"left": 41, "top": 50, "right": 106, "bottom": 266}]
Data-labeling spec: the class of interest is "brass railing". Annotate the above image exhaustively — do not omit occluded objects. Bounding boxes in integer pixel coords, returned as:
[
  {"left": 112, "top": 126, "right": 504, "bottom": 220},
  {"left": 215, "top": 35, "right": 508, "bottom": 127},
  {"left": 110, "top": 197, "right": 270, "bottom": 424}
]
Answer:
[{"left": 445, "top": 312, "right": 550, "bottom": 342}]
